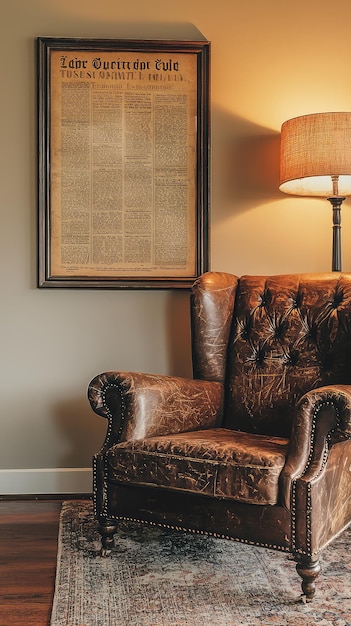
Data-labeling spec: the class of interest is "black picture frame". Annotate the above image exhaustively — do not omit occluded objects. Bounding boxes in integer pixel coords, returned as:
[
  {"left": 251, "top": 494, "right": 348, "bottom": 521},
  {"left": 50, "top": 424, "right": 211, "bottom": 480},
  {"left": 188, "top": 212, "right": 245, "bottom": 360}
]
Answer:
[{"left": 37, "top": 37, "right": 210, "bottom": 288}]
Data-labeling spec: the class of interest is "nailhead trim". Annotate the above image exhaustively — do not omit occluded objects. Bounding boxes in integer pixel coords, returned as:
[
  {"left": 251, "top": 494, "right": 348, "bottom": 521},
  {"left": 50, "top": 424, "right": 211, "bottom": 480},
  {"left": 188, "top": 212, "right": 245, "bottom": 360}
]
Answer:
[
  {"left": 104, "top": 514, "right": 290, "bottom": 552},
  {"left": 291, "top": 399, "right": 341, "bottom": 557},
  {"left": 93, "top": 382, "right": 127, "bottom": 519}
]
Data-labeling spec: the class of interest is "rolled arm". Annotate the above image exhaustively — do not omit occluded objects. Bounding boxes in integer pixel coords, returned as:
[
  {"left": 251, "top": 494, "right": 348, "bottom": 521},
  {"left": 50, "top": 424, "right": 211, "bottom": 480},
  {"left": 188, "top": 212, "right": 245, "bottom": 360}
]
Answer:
[
  {"left": 280, "top": 384, "right": 351, "bottom": 509},
  {"left": 88, "top": 371, "right": 224, "bottom": 447}
]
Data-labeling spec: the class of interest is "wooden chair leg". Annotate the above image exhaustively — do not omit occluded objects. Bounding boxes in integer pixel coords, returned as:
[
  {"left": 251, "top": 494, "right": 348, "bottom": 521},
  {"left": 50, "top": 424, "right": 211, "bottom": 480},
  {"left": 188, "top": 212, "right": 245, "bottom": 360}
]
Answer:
[
  {"left": 295, "top": 556, "right": 321, "bottom": 601},
  {"left": 98, "top": 520, "right": 118, "bottom": 557}
]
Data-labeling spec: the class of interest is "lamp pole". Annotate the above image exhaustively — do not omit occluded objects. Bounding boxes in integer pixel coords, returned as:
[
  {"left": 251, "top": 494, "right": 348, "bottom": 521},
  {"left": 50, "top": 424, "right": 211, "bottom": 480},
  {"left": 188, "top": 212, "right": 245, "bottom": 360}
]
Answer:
[{"left": 327, "top": 196, "right": 344, "bottom": 272}]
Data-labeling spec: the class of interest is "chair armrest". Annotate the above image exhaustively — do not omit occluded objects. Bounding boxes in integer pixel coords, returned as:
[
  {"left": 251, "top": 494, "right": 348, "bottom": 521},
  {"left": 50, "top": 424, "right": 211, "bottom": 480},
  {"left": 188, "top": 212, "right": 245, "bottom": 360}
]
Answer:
[
  {"left": 280, "top": 384, "right": 351, "bottom": 509},
  {"left": 88, "top": 371, "right": 224, "bottom": 447}
]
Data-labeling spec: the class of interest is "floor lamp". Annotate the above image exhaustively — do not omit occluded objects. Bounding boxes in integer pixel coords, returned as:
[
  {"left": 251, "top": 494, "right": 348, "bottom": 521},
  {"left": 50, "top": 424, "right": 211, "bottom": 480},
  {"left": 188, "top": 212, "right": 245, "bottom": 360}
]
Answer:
[{"left": 279, "top": 112, "right": 351, "bottom": 272}]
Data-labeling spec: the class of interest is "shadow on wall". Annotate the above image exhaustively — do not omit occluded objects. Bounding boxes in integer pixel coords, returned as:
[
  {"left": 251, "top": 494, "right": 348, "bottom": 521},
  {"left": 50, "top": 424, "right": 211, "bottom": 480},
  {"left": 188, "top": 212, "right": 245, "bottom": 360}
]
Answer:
[
  {"left": 160, "top": 111, "right": 283, "bottom": 381},
  {"left": 92, "top": 21, "right": 208, "bottom": 40},
  {"left": 53, "top": 395, "right": 107, "bottom": 468},
  {"left": 212, "top": 106, "right": 282, "bottom": 218},
  {"left": 161, "top": 113, "right": 283, "bottom": 383},
  {"left": 53, "top": 290, "right": 193, "bottom": 469},
  {"left": 165, "top": 290, "right": 193, "bottom": 379}
]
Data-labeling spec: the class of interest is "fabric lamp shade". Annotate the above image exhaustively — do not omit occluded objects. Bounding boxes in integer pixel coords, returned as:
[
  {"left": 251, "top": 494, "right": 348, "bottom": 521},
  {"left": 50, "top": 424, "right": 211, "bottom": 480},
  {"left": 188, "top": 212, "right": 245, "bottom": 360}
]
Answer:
[{"left": 279, "top": 112, "right": 351, "bottom": 197}]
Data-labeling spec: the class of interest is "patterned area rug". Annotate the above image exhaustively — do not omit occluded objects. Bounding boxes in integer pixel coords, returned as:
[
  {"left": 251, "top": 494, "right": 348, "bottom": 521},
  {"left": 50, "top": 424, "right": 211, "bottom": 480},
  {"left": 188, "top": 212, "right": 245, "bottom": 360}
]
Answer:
[{"left": 51, "top": 500, "right": 351, "bottom": 626}]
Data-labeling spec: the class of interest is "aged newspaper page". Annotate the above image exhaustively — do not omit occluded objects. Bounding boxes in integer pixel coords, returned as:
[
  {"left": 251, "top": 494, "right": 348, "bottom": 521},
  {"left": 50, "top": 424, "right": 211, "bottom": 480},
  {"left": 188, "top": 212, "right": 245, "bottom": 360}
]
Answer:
[{"left": 49, "top": 49, "right": 198, "bottom": 279}]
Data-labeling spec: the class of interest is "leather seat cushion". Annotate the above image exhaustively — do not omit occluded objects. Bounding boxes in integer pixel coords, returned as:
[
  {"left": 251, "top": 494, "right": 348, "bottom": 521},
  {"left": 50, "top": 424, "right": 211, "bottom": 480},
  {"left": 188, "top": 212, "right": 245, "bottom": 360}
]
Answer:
[{"left": 106, "top": 428, "right": 289, "bottom": 505}]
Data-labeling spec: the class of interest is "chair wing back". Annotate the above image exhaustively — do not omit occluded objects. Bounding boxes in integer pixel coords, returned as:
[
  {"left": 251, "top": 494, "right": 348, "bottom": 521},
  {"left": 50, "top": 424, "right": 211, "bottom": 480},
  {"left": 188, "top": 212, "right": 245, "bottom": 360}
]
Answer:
[
  {"left": 192, "top": 272, "right": 351, "bottom": 438},
  {"left": 191, "top": 272, "right": 238, "bottom": 383}
]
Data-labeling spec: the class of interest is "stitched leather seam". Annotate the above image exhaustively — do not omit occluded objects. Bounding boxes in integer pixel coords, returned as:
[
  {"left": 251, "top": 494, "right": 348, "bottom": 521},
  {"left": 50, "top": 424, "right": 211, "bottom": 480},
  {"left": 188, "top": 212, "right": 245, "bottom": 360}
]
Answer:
[{"left": 110, "top": 451, "right": 286, "bottom": 471}]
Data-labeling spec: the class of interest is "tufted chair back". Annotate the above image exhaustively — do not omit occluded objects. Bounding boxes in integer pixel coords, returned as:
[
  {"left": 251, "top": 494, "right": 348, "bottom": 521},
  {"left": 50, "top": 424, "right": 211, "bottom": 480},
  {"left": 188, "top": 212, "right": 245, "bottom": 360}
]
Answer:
[{"left": 192, "top": 273, "right": 351, "bottom": 438}]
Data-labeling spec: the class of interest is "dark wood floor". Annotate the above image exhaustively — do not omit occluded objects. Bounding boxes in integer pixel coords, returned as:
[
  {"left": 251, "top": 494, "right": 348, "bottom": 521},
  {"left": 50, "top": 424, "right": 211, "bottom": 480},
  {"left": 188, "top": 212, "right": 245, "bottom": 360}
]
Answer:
[{"left": 0, "top": 500, "right": 63, "bottom": 626}]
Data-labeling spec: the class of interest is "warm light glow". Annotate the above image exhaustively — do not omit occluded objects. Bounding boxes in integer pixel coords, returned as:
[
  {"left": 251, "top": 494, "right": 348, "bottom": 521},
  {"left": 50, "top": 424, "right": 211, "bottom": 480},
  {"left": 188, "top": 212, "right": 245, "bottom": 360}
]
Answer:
[
  {"left": 279, "top": 112, "right": 351, "bottom": 197},
  {"left": 280, "top": 174, "right": 351, "bottom": 196}
]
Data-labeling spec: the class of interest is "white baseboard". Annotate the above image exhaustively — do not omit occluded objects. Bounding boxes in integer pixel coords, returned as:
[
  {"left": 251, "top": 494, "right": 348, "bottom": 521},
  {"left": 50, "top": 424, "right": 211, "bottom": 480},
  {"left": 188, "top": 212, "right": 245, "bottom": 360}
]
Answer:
[{"left": 0, "top": 468, "right": 92, "bottom": 495}]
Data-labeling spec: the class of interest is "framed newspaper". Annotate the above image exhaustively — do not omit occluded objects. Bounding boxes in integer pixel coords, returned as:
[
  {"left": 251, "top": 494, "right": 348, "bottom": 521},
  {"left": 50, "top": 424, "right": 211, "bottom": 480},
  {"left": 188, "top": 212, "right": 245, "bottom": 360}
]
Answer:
[{"left": 37, "top": 37, "right": 210, "bottom": 288}]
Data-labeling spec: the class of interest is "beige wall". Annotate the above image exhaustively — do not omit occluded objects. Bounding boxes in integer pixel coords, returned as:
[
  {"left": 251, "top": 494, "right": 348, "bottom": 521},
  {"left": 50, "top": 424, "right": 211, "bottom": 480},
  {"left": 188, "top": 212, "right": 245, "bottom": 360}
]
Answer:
[{"left": 2, "top": 0, "right": 351, "bottom": 492}]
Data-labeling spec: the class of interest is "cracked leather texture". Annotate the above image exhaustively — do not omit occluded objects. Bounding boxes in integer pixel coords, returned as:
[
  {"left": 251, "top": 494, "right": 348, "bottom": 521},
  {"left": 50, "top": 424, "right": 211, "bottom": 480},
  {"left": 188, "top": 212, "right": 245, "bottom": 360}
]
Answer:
[
  {"left": 88, "top": 371, "right": 224, "bottom": 442},
  {"left": 107, "top": 429, "right": 289, "bottom": 505},
  {"left": 88, "top": 271, "right": 351, "bottom": 556}
]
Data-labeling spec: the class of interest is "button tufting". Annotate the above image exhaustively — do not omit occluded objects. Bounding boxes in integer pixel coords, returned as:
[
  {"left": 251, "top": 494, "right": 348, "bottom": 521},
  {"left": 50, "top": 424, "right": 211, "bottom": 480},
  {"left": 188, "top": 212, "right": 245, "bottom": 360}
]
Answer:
[
  {"left": 283, "top": 350, "right": 299, "bottom": 366},
  {"left": 240, "top": 317, "right": 252, "bottom": 340},
  {"left": 251, "top": 346, "right": 265, "bottom": 367},
  {"left": 307, "top": 324, "right": 318, "bottom": 341},
  {"left": 242, "top": 326, "right": 249, "bottom": 340},
  {"left": 292, "top": 291, "right": 302, "bottom": 309},
  {"left": 274, "top": 322, "right": 286, "bottom": 339},
  {"left": 332, "top": 291, "right": 344, "bottom": 308},
  {"left": 259, "top": 293, "right": 266, "bottom": 307}
]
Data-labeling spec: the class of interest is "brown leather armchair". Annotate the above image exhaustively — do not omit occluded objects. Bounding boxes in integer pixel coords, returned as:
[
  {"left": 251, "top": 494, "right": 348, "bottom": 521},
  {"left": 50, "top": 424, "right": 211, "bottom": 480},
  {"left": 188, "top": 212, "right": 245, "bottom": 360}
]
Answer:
[{"left": 88, "top": 272, "right": 351, "bottom": 601}]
